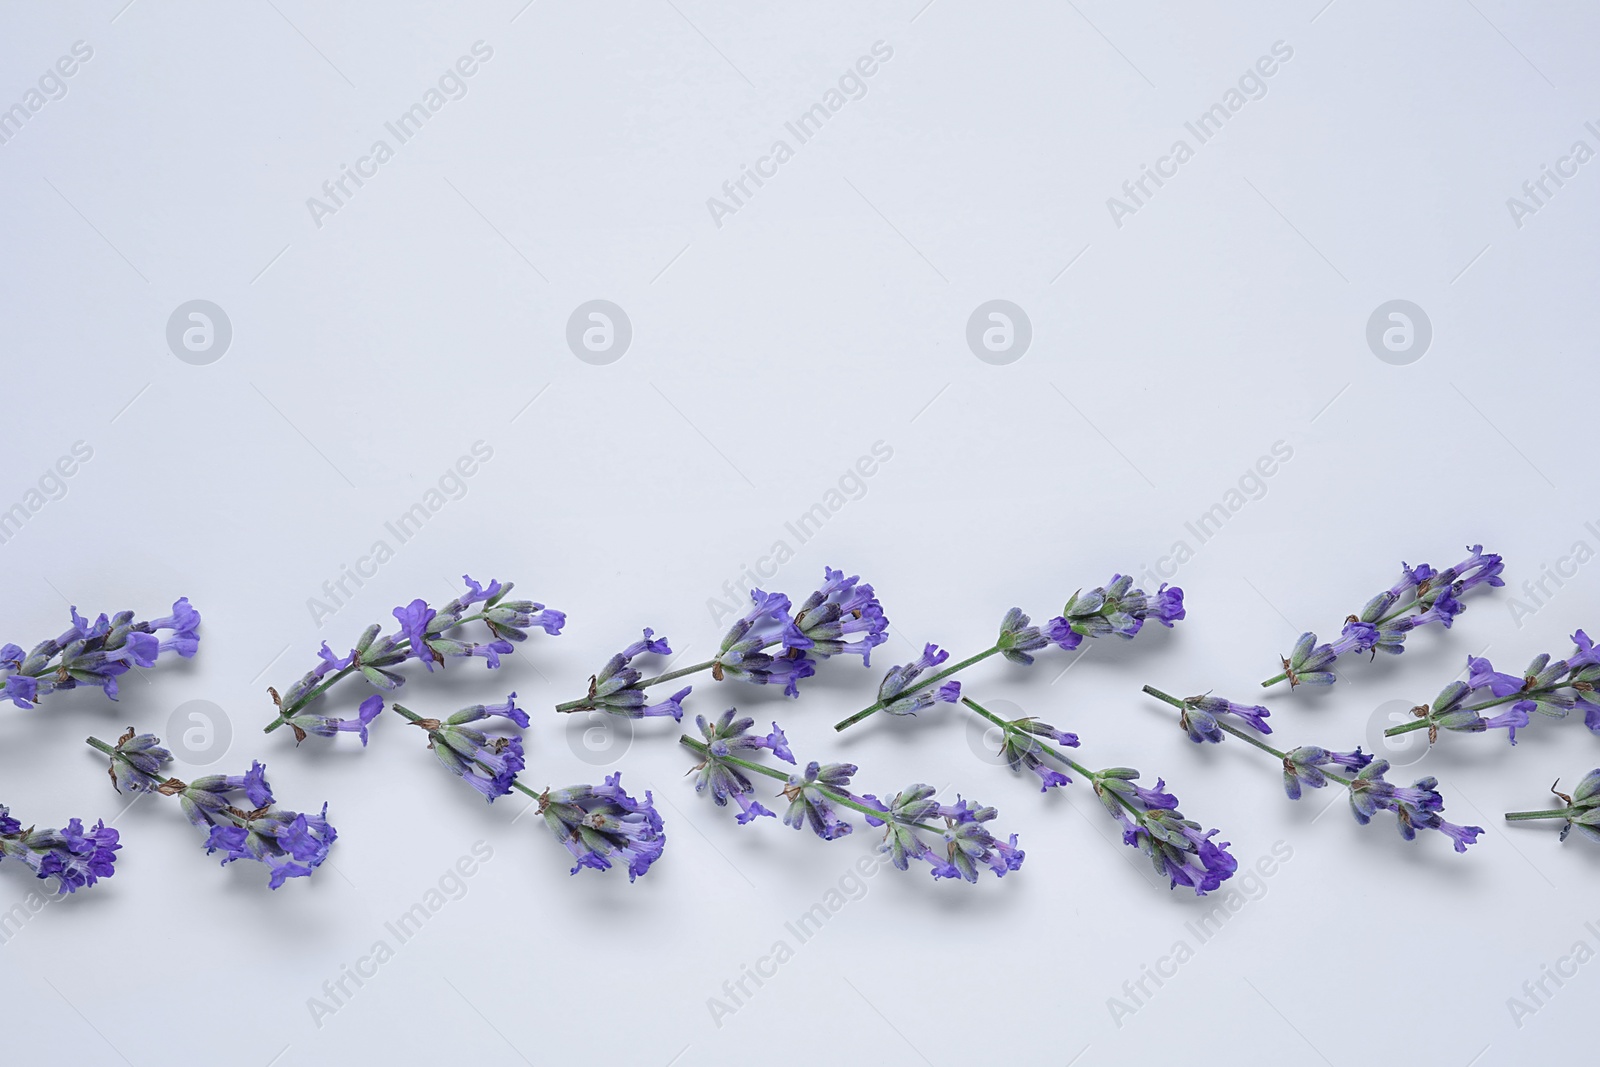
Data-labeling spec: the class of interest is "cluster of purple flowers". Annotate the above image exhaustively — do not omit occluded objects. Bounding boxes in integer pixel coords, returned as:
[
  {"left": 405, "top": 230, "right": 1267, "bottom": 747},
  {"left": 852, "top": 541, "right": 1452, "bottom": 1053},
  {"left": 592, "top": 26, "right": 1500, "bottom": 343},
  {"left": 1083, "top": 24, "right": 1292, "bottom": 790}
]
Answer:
[
  {"left": 537, "top": 773, "right": 665, "bottom": 881},
  {"left": 1048, "top": 574, "right": 1185, "bottom": 650},
  {"left": 836, "top": 574, "right": 1184, "bottom": 733},
  {"left": 266, "top": 575, "right": 562, "bottom": 737},
  {"left": 682, "top": 711, "right": 1023, "bottom": 882},
  {"left": 1389, "top": 630, "right": 1600, "bottom": 746},
  {"left": 875, "top": 643, "right": 964, "bottom": 717},
  {"left": 0, "top": 598, "right": 199, "bottom": 707},
  {"left": 558, "top": 628, "right": 692, "bottom": 721},
  {"left": 959, "top": 695, "right": 1231, "bottom": 894},
  {"left": 1096, "top": 769, "right": 1238, "bottom": 894},
  {"left": 91, "top": 728, "right": 337, "bottom": 888},
  {"left": 394, "top": 694, "right": 529, "bottom": 802},
  {"left": 0, "top": 804, "right": 120, "bottom": 893},
  {"left": 559, "top": 568, "right": 888, "bottom": 717},
  {"left": 1145, "top": 685, "right": 1482, "bottom": 852},
  {"left": 1266, "top": 545, "right": 1503, "bottom": 688}
]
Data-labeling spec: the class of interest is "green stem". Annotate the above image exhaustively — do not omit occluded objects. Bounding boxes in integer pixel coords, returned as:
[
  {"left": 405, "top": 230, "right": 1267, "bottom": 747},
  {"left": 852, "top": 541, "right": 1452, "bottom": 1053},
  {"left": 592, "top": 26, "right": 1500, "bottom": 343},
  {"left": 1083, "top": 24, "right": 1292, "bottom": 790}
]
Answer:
[
  {"left": 832, "top": 644, "right": 1001, "bottom": 732},
  {"left": 1260, "top": 670, "right": 1289, "bottom": 689},
  {"left": 1140, "top": 685, "right": 1351, "bottom": 787},
  {"left": 262, "top": 611, "right": 490, "bottom": 733},
  {"left": 1504, "top": 808, "right": 1572, "bottom": 822},
  {"left": 1382, "top": 686, "right": 1561, "bottom": 738},
  {"left": 960, "top": 697, "right": 1095, "bottom": 781},
  {"left": 555, "top": 659, "right": 717, "bottom": 713},
  {"left": 84, "top": 736, "right": 117, "bottom": 758}
]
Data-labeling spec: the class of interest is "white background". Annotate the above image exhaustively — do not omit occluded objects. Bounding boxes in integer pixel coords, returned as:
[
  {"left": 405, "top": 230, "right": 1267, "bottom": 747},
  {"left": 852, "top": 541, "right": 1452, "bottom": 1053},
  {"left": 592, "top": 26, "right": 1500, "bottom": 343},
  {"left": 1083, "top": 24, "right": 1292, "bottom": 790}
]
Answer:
[{"left": 1, "top": 2, "right": 1597, "bottom": 1064}]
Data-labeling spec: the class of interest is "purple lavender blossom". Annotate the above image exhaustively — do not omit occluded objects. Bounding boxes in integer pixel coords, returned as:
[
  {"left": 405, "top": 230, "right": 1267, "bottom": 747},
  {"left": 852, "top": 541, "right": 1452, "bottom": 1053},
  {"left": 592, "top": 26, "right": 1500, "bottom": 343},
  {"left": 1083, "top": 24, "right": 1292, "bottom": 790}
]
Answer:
[
  {"left": 875, "top": 644, "right": 967, "bottom": 717},
  {"left": 1048, "top": 574, "right": 1185, "bottom": 650},
  {"left": 1347, "top": 759, "right": 1483, "bottom": 852},
  {"left": 785, "top": 567, "right": 890, "bottom": 665},
  {"left": 1281, "top": 745, "right": 1373, "bottom": 800},
  {"left": 284, "top": 694, "right": 385, "bottom": 746},
  {"left": 565, "top": 628, "right": 693, "bottom": 721},
  {"left": 1177, "top": 695, "right": 1272, "bottom": 742},
  {"left": 1393, "top": 635, "right": 1600, "bottom": 746},
  {"left": 0, "top": 598, "right": 200, "bottom": 707},
  {"left": 538, "top": 773, "right": 664, "bottom": 881},
  {"left": 714, "top": 590, "right": 816, "bottom": 697},
  {"left": 93, "top": 733, "right": 336, "bottom": 888},
  {"left": 0, "top": 805, "right": 121, "bottom": 893},
  {"left": 397, "top": 696, "right": 528, "bottom": 802},
  {"left": 687, "top": 710, "right": 795, "bottom": 824},
  {"left": 863, "top": 788, "right": 1025, "bottom": 881},
  {"left": 268, "top": 575, "right": 560, "bottom": 736},
  {"left": 1095, "top": 768, "right": 1235, "bottom": 894},
  {"left": 1269, "top": 545, "right": 1502, "bottom": 688},
  {"left": 782, "top": 761, "right": 859, "bottom": 840}
]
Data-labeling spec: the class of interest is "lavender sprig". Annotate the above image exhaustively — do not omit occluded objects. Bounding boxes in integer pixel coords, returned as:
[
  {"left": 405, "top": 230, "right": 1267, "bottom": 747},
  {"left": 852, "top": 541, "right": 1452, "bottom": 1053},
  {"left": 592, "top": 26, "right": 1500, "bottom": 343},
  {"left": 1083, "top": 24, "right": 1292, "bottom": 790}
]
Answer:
[
  {"left": 0, "top": 804, "right": 120, "bottom": 893},
  {"left": 387, "top": 696, "right": 664, "bottom": 879},
  {"left": 1144, "top": 685, "right": 1484, "bottom": 852},
  {"left": 0, "top": 597, "right": 200, "bottom": 707},
  {"left": 264, "top": 575, "right": 563, "bottom": 736},
  {"left": 557, "top": 567, "right": 888, "bottom": 716},
  {"left": 1384, "top": 631, "right": 1600, "bottom": 746},
  {"left": 1261, "top": 545, "right": 1503, "bottom": 689},
  {"left": 961, "top": 697, "right": 1234, "bottom": 894},
  {"left": 681, "top": 711, "right": 1023, "bottom": 882},
  {"left": 88, "top": 728, "right": 336, "bottom": 888},
  {"left": 835, "top": 573, "right": 1183, "bottom": 732},
  {"left": 1505, "top": 771, "right": 1600, "bottom": 843}
]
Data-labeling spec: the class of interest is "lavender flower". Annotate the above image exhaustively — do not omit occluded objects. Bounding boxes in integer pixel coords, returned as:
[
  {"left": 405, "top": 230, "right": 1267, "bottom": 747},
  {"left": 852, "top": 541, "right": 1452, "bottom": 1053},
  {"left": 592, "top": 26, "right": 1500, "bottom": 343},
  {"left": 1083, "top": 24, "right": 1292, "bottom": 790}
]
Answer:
[
  {"left": 283, "top": 694, "right": 385, "bottom": 746},
  {"left": 1505, "top": 770, "right": 1600, "bottom": 843},
  {"left": 837, "top": 576, "right": 1174, "bottom": 733},
  {"left": 0, "top": 597, "right": 200, "bottom": 707},
  {"left": 965, "top": 699, "right": 1080, "bottom": 790},
  {"left": 1095, "top": 768, "right": 1236, "bottom": 894},
  {"left": 1048, "top": 574, "right": 1185, "bottom": 650},
  {"left": 537, "top": 773, "right": 665, "bottom": 881},
  {"left": 713, "top": 590, "right": 815, "bottom": 696},
  {"left": 1281, "top": 745, "right": 1373, "bottom": 800},
  {"left": 688, "top": 710, "right": 794, "bottom": 824},
  {"left": 266, "top": 575, "right": 561, "bottom": 737},
  {"left": 862, "top": 789, "right": 1025, "bottom": 881},
  {"left": 1171, "top": 694, "right": 1273, "bottom": 743},
  {"left": 1385, "top": 632, "right": 1600, "bottom": 746},
  {"left": 785, "top": 568, "right": 890, "bottom": 664},
  {"left": 875, "top": 644, "right": 967, "bottom": 717},
  {"left": 395, "top": 696, "right": 528, "bottom": 803},
  {"left": 680, "top": 720, "right": 1023, "bottom": 882},
  {"left": 0, "top": 805, "right": 120, "bottom": 893},
  {"left": 90, "top": 730, "right": 336, "bottom": 888},
  {"left": 1145, "top": 685, "right": 1479, "bottom": 851},
  {"left": 557, "top": 628, "right": 692, "bottom": 721},
  {"left": 1265, "top": 545, "right": 1503, "bottom": 688}
]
